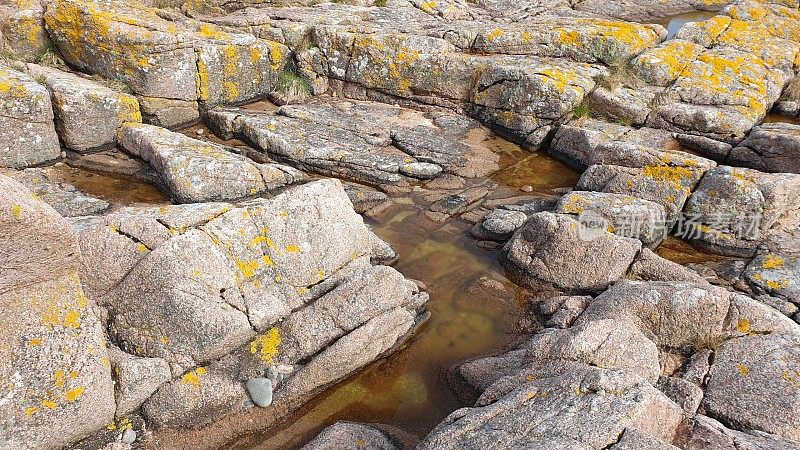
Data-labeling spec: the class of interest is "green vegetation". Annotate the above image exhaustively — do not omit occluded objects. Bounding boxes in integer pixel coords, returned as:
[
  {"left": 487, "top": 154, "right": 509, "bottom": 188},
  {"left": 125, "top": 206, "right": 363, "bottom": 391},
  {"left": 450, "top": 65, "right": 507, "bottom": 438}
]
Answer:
[
  {"left": 37, "top": 45, "right": 68, "bottom": 70},
  {"left": 572, "top": 100, "right": 592, "bottom": 120},
  {"left": 374, "top": 0, "right": 388, "bottom": 6},
  {"left": 273, "top": 68, "right": 311, "bottom": 103}
]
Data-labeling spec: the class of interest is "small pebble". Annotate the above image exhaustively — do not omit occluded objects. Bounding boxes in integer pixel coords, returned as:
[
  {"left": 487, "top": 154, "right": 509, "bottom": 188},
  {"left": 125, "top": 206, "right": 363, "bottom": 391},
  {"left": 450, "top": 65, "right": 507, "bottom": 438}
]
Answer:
[
  {"left": 520, "top": 185, "right": 533, "bottom": 193},
  {"left": 122, "top": 428, "right": 136, "bottom": 444},
  {"left": 246, "top": 377, "right": 273, "bottom": 407},
  {"left": 60, "top": 151, "right": 67, "bottom": 159},
  {"left": 195, "top": 128, "right": 204, "bottom": 136}
]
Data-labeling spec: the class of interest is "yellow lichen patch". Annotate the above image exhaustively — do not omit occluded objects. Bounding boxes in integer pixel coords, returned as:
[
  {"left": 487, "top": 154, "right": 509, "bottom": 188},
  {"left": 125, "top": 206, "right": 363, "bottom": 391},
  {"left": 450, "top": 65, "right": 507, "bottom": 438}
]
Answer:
[
  {"left": 10, "top": 204, "right": 21, "bottom": 219},
  {"left": 285, "top": 244, "right": 301, "bottom": 253},
  {"left": 41, "top": 399, "right": 58, "bottom": 410},
  {"left": 235, "top": 258, "right": 260, "bottom": 278},
  {"left": 137, "top": 243, "right": 148, "bottom": 253},
  {"left": 28, "top": 337, "right": 42, "bottom": 346},
  {"left": 486, "top": 28, "right": 504, "bottom": 42},
  {"left": 262, "top": 254, "right": 275, "bottom": 266},
  {"left": 198, "top": 24, "right": 229, "bottom": 41},
  {"left": 737, "top": 363, "right": 750, "bottom": 376},
  {"left": 65, "top": 386, "right": 85, "bottom": 402},
  {"left": 762, "top": 254, "right": 785, "bottom": 269},
  {"left": 63, "top": 310, "right": 81, "bottom": 329},
  {"left": 196, "top": 58, "right": 210, "bottom": 101},
  {"left": 642, "top": 165, "right": 694, "bottom": 190},
  {"left": 736, "top": 318, "right": 751, "bottom": 334},
  {"left": 181, "top": 367, "right": 207, "bottom": 387},
  {"left": 557, "top": 30, "right": 581, "bottom": 46},
  {"left": 25, "top": 406, "right": 39, "bottom": 416},
  {"left": 54, "top": 370, "right": 66, "bottom": 387},
  {"left": 250, "top": 328, "right": 281, "bottom": 364},
  {"left": 767, "top": 279, "right": 791, "bottom": 290}
]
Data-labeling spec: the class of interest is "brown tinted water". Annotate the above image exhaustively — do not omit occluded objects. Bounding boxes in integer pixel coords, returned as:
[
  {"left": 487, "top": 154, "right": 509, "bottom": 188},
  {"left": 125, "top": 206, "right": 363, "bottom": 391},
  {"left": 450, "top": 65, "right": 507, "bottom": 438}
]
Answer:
[
  {"left": 47, "top": 163, "right": 170, "bottom": 209},
  {"left": 228, "top": 205, "right": 531, "bottom": 449},
  {"left": 764, "top": 113, "right": 800, "bottom": 126},
  {"left": 657, "top": 11, "right": 720, "bottom": 40}
]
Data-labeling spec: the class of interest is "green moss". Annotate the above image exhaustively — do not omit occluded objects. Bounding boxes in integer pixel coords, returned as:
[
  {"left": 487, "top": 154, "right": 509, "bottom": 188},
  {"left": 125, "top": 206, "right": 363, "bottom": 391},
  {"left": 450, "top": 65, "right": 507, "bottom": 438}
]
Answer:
[{"left": 374, "top": 0, "right": 388, "bottom": 6}]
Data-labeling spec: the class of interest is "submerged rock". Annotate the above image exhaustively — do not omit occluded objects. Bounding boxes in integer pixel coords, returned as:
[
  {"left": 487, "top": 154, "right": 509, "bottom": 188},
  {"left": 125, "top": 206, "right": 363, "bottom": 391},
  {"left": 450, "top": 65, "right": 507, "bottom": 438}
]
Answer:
[{"left": 1, "top": 167, "right": 110, "bottom": 217}]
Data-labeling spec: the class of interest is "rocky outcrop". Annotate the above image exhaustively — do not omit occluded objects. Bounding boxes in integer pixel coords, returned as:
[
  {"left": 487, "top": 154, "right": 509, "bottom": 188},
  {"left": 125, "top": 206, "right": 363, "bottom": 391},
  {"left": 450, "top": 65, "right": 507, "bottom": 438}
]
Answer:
[
  {"left": 117, "top": 123, "right": 304, "bottom": 203},
  {"left": 44, "top": 0, "right": 289, "bottom": 107},
  {"left": 0, "top": 64, "right": 60, "bottom": 168},
  {"left": 71, "top": 179, "right": 428, "bottom": 430},
  {"left": 302, "top": 422, "right": 410, "bottom": 450},
  {"left": 0, "top": 174, "right": 115, "bottom": 449},
  {"left": 27, "top": 64, "right": 141, "bottom": 153},
  {"left": 206, "top": 99, "right": 501, "bottom": 186},
  {"left": 729, "top": 122, "right": 800, "bottom": 174}
]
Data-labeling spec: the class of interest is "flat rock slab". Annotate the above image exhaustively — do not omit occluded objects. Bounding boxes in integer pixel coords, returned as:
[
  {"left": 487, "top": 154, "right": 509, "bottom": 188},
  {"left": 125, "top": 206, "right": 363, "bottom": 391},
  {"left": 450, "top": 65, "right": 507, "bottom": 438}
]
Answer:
[
  {"left": 0, "top": 64, "right": 60, "bottom": 169},
  {"left": 1, "top": 167, "right": 110, "bottom": 217},
  {"left": 118, "top": 123, "right": 305, "bottom": 203},
  {"left": 207, "top": 98, "right": 503, "bottom": 186},
  {"left": 27, "top": 63, "right": 141, "bottom": 153},
  {"left": 418, "top": 365, "right": 683, "bottom": 449}
]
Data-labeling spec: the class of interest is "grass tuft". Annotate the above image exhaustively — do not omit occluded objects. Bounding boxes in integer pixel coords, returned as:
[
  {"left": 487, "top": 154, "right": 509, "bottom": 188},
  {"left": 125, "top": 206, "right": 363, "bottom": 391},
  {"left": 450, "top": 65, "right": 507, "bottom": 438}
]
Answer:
[{"left": 273, "top": 69, "right": 311, "bottom": 103}]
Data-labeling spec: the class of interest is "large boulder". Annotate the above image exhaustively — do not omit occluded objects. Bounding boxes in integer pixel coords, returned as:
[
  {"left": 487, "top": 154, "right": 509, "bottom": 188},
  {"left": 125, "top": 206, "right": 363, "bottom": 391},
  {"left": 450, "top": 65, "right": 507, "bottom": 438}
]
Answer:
[
  {"left": 117, "top": 123, "right": 304, "bottom": 203},
  {"left": 44, "top": 0, "right": 289, "bottom": 107},
  {"left": 729, "top": 122, "right": 800, "bottom": 174},
  {"left": 27, "top": 64, "right": 141, "bottom": 153},
  {"left": 419, "top": 365, "right": 683, "bottom": 449},
  {"left": 704, "top": 331, "right": 800, "bottom": 441},
  {"left": 501, "top": 211, "right": 641, "bottom": 293},
  {"left": 0, "top": 174, "right": 115, "bottom": 449},
  {"left": 683, "top": 165, "right": 800, "bottom": 257},
  {"left": 0, "top": 64, "right": 60, "bottom": 168}
]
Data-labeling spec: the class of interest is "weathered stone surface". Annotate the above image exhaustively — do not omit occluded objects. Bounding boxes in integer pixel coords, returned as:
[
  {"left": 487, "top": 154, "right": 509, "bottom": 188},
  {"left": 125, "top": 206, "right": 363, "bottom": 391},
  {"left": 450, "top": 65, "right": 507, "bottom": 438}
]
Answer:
[
  {"left": 109, "top": 347, "right": 171, "bottom": 417},
  {"left": 676, "top": 414, "right": 800, "bottom": 450},
  {"left": 302, "top": 422, "right": 401, "bottom": 450},
  {"left": 2, "top": 167, "right": 110, "bottom": 217},
  {"left": 117, "top": 123, "right": 304, "bottom": 203},
  {"left": 420, "top": 365, "right": 683, "bottom": 449},
  {"left": 627, "top": 248, "right": 708, "bottom": 284},
  {"left": 588, "top": 86, "right": 654, "bottom": 126},
  {"left": 458, "top": 318, "right": 661, "bottom": 393},
  {"left": 77, "top": 180, "right": 409, "bottom": 370},
  {"left": 0, "top": 0, "right": 51, "bottom": 61},
  {"left": 137, "top": 96, "right": 200, "bottom": 129},
  {"left": 744, "top": 253, "right": 800, "bottom": 304},
  {"left": 630, "top": 39, "right": 705, "bottom": 87},
  {"left": 557, "top": 191, "right": 667, "bottom": 246},
  {"left": 501, "top": 212, "right": 642, "bottom": 293},
  {"left": 44, "top": 0, "right": 289, "bottom": 106},
  {"left": 729, "top": 122, "right": 800, "bottom": 174},
  {"left": 683, "top": 165, "right": 800, "bottom": 257},
  {"left": 704, "top": 332, "right": 800, "bottom": 441},
  {"left": 142, "top": 365, "right": 247, "bottom": 429},
  {"left": 674, "top": 133, "right": 733, "bottom": 162},
  {"left": 27, "top": 64, "right": 141, "bottom": 153},
  {"left": 656, "top": 376, "right": 703, "bottom": 413},
  {"left": 0, "top": 174, "right": 115, "bottom": 449},
  {"left": 0, "top": 64, "right": 60, "bottom": 168},
  {"left": 207, "top": 99, "right": 501, "bottom": 186},
  {"left": 609, "top": 428, "right": 680, "bottom": 450}
]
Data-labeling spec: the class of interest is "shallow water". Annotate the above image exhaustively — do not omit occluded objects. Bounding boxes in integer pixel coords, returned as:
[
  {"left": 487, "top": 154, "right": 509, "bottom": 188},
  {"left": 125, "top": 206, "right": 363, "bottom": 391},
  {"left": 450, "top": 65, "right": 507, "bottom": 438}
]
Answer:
[
  {"left": 228, "top": 206, "right": 530, "bottom": 449},
  {"left": 764, "top": 113, "right": 800, "bottom": 126},
  {"left": 47, "top": 163, "right": 169, "bottom": 209},
  {"left": 658, "top": 11, "right": 720, "bottom": 40}
]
